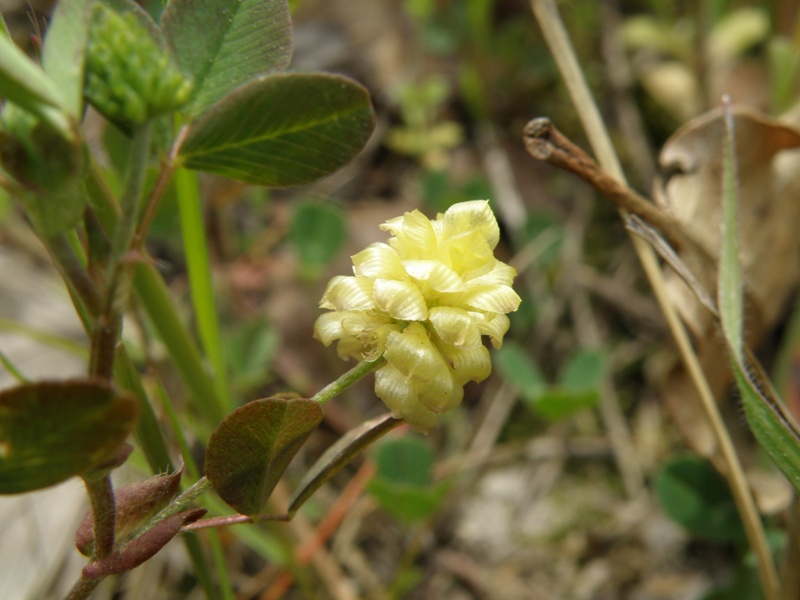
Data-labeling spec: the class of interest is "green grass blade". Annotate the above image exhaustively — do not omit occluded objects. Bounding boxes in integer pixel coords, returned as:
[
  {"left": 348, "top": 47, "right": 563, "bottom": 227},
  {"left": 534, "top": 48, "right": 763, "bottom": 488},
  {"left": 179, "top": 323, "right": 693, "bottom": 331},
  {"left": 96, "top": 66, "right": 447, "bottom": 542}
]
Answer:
[
  {"left": 719, "top": 102, "right": 743, "bottom": 359},
  {"left": 0, "top": 350, "right": 29, "bottom": 383},
  {"left": 207, "top": 529, "right": 235, "bottom": 600},
  {"left": 175, "top": 167, "right": 231, "bottom": 412},
  {"left": 133, "top": 264, "right": 226, "bottom": 425},
  {"left": 114, "top": 347, "right": 173, "bottom": 474},
  {"left": 718, "top": 103, "right": 800, "bottom": 492}
]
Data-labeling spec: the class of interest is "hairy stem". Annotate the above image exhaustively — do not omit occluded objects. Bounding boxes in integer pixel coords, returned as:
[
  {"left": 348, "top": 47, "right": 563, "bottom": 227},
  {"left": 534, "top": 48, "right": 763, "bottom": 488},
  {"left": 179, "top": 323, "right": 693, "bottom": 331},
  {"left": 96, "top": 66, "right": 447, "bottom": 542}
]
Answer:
[
  {"left": 83, "top": 474, "right": 116, "bottom": 559},
  {"left": 65, "top": 577, "right": 101, "bottom": 600},
  {"left": 90, "top": 124, "right": 151, "bottom": 379}
]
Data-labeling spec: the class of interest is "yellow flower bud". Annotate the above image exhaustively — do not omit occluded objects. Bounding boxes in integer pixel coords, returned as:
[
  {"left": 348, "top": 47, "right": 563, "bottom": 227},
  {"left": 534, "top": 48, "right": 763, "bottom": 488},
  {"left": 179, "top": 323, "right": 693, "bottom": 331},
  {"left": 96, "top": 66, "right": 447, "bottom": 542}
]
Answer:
[{"left": 314, "top": 200, "right": 521, "bottom": 432}]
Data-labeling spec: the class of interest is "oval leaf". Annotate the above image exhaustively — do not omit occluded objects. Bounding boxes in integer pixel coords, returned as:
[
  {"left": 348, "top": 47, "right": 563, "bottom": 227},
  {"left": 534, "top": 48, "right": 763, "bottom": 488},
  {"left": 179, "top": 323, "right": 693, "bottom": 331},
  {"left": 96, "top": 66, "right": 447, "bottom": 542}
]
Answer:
[
  {"left": 367, "top": 477, "right": 448, "bottom": 523},
  {"left": 494, "top": 341, "right": 547, "bottom": 400},
  {"left": 367, "top": 436, "right": 448, "bottom": 523},
  {"left": 162, "top": 0, "right": 292, "bottom": 117},
  {"left": 41, "top": 0, "right": 93, "bottom": 118},
  {"left": 533, "top": 389, "right": 598, "bottom": 421},
  {"left": 0, "top": 380, "right": 139, "bottom": 494},
  {"left": 290, "top": 200, "right": 347, "bottom": 276},
  {"left": 655, "top": 455, "right": 745, "bottom": 542},
  {"left": 179, "top": 73, "right": 375, "bottom": 187},
  {"left": 205, "top": 397, "right": 323, "bottom": 516},
  {"left": 558, "top": 348, "right": 607, "bottom": 393},
  {"left": 373, "top": 436, "right": 434, "bottom": 487}
]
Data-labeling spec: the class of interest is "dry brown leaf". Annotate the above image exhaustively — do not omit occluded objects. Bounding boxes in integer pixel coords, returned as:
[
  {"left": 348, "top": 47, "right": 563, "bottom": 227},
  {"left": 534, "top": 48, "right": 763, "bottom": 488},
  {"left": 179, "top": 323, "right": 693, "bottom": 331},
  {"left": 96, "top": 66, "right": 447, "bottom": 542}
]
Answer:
[{"left": 653, "top": 105, "right": 800, "bottom": 456}]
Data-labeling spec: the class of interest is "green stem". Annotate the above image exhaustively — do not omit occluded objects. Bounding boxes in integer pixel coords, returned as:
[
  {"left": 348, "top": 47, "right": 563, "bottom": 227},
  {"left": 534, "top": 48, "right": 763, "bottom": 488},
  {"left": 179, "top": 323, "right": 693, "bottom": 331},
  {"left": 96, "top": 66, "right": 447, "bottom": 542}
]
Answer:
[
  {"left": 46, "top": 233, "right": 101, "bottom": 316},
  {"left": 90, "top": 124, "right": 151, "bottom": 380},
  {"left": 86, "top": 157, "right": 226, "bottom": 424},
  {"left": 106, "top": 124, "right": 152, "bottom": 273},
  {"left": 74, "top": 135, "right": 221, "bottom": 600},
  {"left": 311, "top": 358, "right": 385, "bottom": 405}
]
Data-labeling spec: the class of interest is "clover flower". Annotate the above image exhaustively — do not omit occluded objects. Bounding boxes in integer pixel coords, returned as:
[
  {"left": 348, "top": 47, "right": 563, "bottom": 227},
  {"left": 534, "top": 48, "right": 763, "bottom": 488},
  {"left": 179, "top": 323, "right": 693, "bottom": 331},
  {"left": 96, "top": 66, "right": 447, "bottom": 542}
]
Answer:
[{"left": 314, "top": 200, "right": 521, "bottom": 432}]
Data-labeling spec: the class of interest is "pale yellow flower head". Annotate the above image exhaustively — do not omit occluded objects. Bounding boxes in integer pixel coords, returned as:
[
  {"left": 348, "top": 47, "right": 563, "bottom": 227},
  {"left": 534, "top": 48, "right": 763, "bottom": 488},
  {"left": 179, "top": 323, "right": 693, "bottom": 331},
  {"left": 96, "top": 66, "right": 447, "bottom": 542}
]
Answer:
[{"left": 314, "top": 200, "right": 521, "bottom": 432}]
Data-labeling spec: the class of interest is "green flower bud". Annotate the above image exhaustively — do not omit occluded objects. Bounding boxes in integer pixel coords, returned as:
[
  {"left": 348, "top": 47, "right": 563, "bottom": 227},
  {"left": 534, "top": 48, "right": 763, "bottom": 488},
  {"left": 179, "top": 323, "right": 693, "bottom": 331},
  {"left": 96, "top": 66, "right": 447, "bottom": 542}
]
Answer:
[{"left": 84, "top": 5, "right": 193, "bottom": 127}]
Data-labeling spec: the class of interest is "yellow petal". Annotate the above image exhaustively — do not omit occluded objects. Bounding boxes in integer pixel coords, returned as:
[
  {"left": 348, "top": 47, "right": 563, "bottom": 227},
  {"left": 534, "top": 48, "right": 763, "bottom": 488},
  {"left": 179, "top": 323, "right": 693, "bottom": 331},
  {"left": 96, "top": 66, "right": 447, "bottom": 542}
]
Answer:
[
  {"left": 465, "top": 261, "right": 517, "bottom": 287},
  {"left": 442, "top": 230, "right": 495, "bottom": 277},
  {"left": 314, "top": 311, "right": 397, "bottom": 360},
  {"left": 428, "top": 306, "right": 481, "bottom": 347},
  {"left": 439, "top": 343, "right": 492, "bottom": 384},
  {"left": 440, "top": 200, "right": 500, "bottom": 249},
  {"left": 314, "top": 311, "right": 349, "bottom": 346},
  {"left": 352, "top": 243, "right": 405, "bottom": 279},
  {"left": 375, "top": 364, "right": 438, "bottom": 433},
  {"left": 402, "top": 260, "right": 466, "bottom": 293},
  {"left": 373, "top": 279, "right": 428, "bottom": 320},
  {"left": 383, "top": 323, "right": 444, "bottom": 380},
  {"left": 417, "top": 368, "right": 462, "bottom": 413},
  {"left": 382, "top": 209, "right": 437, "bottom": 259},
  {"left": 473, "top": 312, "right": 511, "bottom": 348},
  {"left": 382, "top": 323, "right": 462, "bottom": 413},
  {"left": 462, "top": 285, "right": 521, "bottom": 314},
  {"left": 320, "top": 276, "right": 375, "bottom": 311}
]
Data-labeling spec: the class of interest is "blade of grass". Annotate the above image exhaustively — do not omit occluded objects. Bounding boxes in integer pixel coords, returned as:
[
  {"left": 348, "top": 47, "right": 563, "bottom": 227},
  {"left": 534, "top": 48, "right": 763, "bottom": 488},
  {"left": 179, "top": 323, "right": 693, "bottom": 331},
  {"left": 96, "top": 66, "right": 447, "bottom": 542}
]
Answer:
[
  {"left": 718, "top": 102, "right": 800, "bottom": 600},
  {"left": 174, "top": 167, "right": 232, "bottom": 414},
  {"left": 207, "top": 530, "right": 235, "bottom": 600},
  {"left": 132, "top": 264, "right": 226, "bottom": 424},
  {"left": 719, "top": 99, "right": 743, "bottom": 358},
  {"left": 0, "top": 317, "right": 89, "bottom": 358},
  {"left": 529, "top": 2, "right": 779, "bottom": 598},
  {"left": 154, "top": 375, "right": 200, "bottom": 480},
  {"left": 0, "top": 350, "right": 29, "bottom": 382}
]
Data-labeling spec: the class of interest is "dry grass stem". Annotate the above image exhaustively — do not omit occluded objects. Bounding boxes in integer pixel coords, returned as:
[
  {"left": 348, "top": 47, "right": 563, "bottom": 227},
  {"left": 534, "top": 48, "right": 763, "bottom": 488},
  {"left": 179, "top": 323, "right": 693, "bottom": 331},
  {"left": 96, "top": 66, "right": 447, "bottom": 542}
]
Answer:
[{"left": 529, "top": 0, "right": 780, "bottom": 597}]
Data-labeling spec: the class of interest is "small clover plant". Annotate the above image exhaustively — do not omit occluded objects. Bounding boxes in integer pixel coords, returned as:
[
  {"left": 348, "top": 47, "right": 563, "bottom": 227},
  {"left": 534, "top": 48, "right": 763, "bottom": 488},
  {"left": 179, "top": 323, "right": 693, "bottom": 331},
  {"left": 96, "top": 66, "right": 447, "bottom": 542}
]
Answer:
[{"left": 0, "top": 1, "right": 520, "bottom": 598}]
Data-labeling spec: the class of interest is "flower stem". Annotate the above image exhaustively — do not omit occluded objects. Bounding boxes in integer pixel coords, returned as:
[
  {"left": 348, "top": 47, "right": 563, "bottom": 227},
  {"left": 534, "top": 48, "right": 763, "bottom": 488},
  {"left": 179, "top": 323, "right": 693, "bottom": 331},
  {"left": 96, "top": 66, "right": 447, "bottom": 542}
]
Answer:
[{"left": 311, "top": 358, "right": 385, "bottom": 405}]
